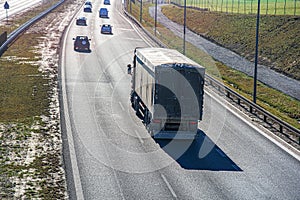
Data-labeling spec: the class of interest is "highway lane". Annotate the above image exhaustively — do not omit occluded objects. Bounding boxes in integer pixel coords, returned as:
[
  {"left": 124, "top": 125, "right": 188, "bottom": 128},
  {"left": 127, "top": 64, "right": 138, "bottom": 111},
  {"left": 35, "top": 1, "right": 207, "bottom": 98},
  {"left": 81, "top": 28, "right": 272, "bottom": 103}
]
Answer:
[
  {"left": 0, "top": 0, "right": 42, "bottom": 21},
  {"left": 61, "top": 0, "right": 300, "bottom": 199}
]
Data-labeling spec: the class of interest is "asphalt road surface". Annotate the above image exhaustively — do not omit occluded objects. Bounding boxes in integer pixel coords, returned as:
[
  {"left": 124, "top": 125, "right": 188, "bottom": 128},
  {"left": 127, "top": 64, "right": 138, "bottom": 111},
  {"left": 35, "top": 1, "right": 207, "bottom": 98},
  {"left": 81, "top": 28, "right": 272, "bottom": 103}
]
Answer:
[{"left": 60, "top": 0, "right": 300, "bottom": 199}]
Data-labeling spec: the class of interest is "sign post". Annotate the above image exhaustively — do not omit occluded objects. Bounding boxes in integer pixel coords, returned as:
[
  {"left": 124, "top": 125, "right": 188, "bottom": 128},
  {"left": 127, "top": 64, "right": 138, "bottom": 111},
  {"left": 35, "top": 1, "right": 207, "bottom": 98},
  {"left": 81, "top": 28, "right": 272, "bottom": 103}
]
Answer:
[{"left": 4, "top": 1, "right": 9, "bottom": 24}]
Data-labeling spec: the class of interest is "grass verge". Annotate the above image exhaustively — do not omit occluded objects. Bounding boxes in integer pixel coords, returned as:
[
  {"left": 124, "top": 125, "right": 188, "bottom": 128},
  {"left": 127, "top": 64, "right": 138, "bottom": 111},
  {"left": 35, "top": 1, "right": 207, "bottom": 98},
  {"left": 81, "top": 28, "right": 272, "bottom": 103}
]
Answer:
[{"left": 0, "top": 0, "right": 70, "bottom": 198}]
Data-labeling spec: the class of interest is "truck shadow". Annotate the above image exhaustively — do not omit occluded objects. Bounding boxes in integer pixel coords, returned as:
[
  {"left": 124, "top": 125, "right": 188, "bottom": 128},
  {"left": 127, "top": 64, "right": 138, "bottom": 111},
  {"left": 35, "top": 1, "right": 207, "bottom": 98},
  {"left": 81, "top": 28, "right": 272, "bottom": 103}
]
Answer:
[{"left": 155, "top": 130, "right": 242, "bottom": 171}]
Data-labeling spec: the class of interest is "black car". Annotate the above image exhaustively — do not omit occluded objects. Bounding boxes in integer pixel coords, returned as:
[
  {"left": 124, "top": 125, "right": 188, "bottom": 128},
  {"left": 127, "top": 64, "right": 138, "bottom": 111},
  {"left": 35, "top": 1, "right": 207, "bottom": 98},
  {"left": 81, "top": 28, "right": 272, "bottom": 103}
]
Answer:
[
  {"left": 73, "top": 36, "right": 91, "bottom": 52},
  {"left": 85, "top": 1, "right": 92, "bottom": 7},
  {"left": 101, "top": 24, "right": 112, "bottom": 34},
  {"left": 84, "top": 5, "right": 92, "bottom": 12},
  {"left": 76, "top": 17, "right": 87, "bottom": 26}
]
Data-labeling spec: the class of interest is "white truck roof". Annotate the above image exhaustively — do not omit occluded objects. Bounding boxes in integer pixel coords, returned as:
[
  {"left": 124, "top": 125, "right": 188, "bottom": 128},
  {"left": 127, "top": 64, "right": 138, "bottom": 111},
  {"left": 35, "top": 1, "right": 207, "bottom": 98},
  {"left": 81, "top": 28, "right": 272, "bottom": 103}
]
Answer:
[{"left": 135, "top": 47, "right": 205, "bottom": 73}]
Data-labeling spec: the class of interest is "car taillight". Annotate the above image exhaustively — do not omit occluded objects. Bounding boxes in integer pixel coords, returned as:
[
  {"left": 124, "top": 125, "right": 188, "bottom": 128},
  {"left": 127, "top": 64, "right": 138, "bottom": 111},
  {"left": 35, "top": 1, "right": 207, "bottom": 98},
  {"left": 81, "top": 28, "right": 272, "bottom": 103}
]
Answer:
[{"left": 189, "top": 121, "right": 197, "bottom": 125}]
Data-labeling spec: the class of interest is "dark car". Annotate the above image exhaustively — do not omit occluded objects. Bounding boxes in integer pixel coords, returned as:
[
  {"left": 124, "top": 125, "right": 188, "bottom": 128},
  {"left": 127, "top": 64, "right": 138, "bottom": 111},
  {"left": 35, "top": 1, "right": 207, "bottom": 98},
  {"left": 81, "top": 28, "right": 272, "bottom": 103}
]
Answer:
[
  {"left": 85, "top": 1, "right": 92, "bottom": 7},
  {"left": 101, "top": 24, "right": 112, "bottom": 34},
  {"left": 104, "top": 0, "right": 110, "bottom": 5},
  {"left": 99, "top": 8, "right": 108, "bottom": 18},
  {"left": 76, "top": 17, "right": 87, "bottom": 26},
  {"left": 84, "top": 4, "right": 92, "bottom": 12},
  {"left": 73, "top": 36, "right": 91, "bottom": 52}
]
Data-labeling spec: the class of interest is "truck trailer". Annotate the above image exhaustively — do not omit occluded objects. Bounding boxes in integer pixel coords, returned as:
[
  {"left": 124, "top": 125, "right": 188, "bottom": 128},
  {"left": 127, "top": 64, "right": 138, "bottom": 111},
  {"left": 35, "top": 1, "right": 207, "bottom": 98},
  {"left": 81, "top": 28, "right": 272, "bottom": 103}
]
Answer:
[{"left": 128, "top": 47, "right": 205, "bottom": 139}]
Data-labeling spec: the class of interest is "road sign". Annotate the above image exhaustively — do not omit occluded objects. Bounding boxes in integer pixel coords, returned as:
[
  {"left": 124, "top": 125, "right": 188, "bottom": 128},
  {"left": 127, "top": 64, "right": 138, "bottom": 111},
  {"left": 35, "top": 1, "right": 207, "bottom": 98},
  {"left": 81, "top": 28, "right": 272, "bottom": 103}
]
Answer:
[
  {"left": 4, "top": 1, "right": 9, "bottom": 9},
  {"left": 4, "top": 1, "right": 9, "bottom": 24}
]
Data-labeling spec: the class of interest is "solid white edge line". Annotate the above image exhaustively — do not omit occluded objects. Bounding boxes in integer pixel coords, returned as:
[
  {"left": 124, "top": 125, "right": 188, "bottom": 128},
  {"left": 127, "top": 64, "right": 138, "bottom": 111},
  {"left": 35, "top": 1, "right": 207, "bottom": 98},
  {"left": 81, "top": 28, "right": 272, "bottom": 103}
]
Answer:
[
  {"left": 118, "top": 101, "right": 125, "bottom": 111},
  {"left": 205, "top": 88, "right": 300, "bottom": 162},
  {"left": 161, "top": 174, "right": 177, "bottom": 198},
  {"left": 61, "top": 8, "right": 85, "bottom": 200},
  {"left": 109, "top": 82, "right": 114, "bottom": 89}
]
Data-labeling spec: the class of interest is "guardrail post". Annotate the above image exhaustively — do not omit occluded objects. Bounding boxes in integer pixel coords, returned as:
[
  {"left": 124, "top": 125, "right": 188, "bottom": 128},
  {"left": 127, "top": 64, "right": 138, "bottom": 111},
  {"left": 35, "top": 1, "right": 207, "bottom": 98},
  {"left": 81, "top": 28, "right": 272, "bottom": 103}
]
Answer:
[
  {"left": 279, "top": 125, "right": 283, "bottom": 133},
  {"left": 263, "top": 115, "right": 267, "bottom": 122},
  {"left": 226, "top": 91, "right": 230, "bottom": 98}
]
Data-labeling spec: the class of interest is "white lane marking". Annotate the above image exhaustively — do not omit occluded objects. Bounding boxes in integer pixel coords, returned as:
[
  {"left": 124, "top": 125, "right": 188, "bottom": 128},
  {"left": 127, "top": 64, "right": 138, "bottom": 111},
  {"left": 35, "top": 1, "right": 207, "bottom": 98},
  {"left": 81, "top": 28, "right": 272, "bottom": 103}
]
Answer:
[
  {"left": 121, "top": 37, "right": 144, "bottom": 42},
  {"left": 161, "top": 174, "right": 177, "bottom": 198},
  {"left": 61, "top": 13, "right": 85, "bottom": 200},
  {"left": 119, "top": 101, "right": 125, "bottom": 111},
  {"left": 109, "top": 82, "right": 114, "bottom": 90},
  {"left": 135, "top": 130, "right": 144, "bottom": 144},
  {"left": 117, "top": 28, "right": 135, "bottom": 31}
]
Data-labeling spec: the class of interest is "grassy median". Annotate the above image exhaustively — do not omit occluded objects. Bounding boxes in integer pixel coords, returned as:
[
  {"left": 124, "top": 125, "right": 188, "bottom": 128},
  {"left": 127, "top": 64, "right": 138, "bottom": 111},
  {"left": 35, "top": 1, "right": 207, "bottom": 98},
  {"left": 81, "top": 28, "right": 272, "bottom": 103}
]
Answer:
[{"left": 0, "top": 0, "right": 70, "bottom": 198}]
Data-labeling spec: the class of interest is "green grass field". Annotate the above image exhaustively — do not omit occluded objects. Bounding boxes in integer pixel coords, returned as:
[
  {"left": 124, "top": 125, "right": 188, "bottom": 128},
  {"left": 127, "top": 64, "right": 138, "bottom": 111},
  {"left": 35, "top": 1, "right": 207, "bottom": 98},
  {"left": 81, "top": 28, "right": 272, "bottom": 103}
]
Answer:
[{"left": 171, "top": 0, "right": 300, "bottom": 15}]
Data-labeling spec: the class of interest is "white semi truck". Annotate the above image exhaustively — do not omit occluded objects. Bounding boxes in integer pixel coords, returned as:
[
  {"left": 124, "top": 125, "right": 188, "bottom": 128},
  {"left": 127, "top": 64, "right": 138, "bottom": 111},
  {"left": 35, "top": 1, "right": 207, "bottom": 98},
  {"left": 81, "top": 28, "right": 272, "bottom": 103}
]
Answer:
[{"left": 128, "top": 47, "right": 205, "bottom": 139}]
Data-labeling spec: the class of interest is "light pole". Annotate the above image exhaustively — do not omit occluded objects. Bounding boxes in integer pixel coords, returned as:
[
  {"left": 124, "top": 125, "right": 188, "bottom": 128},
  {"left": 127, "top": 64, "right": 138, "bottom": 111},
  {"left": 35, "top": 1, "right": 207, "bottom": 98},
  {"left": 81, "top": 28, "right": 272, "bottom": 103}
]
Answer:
[
  {"left": 140, "top": 0, "right": 143, "bottom": 23},
  {"left": 183, "top": 0, "right": 186, "bottom": 55},
  {"left": 155, "top": 0, "right": 157, "bottom": 36},
  {"left": 253, "top": 0, "right": 261, "bottom": 103},
  {"left": 130, "top": 0, "right": 132, "bottom": 13}
]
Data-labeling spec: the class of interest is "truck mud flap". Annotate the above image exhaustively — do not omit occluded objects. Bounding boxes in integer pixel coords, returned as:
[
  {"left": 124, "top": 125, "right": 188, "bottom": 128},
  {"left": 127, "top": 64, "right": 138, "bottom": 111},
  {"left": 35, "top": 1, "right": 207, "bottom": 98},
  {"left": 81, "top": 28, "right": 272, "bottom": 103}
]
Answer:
[{"left": 153, "top": 131, "right": 197, "bottom": 140}]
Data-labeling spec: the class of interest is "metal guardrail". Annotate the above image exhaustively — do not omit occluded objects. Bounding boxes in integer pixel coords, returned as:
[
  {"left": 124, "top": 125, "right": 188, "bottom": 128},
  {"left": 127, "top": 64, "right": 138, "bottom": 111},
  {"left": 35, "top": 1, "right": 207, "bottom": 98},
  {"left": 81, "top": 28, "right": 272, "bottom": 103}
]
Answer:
[
  {"left": 0, "top": 0, "right": 65, "bottom": 56},
  {"left": 124, "top": 8, "right": 300, "bottom": 146}
]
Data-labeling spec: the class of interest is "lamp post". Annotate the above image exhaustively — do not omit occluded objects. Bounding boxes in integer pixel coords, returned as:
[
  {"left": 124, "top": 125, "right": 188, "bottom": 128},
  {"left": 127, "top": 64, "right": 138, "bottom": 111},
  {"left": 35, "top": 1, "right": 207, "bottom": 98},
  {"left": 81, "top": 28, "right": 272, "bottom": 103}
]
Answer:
[
  {"left": 183, "top": 0, "right": 186, "bottom": 55},
  {"left": 130, "top": 0, "right": 132, "bottom": 13},
  {"left": 155, "top": 0, "right": 157, "bottom": 36},
  {"left": 253, "top": 0, "right": 261, "bottom": 103},
  {"left": 140, "top": 0, "right": 143, "bottom": 23}
]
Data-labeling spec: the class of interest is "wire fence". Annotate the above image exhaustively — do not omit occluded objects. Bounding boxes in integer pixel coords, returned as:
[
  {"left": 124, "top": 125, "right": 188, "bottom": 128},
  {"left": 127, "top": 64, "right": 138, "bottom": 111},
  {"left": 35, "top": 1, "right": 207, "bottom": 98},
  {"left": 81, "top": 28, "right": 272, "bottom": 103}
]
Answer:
[{"left": 170, "top": 0, "right": 300, "bottom": 15}]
